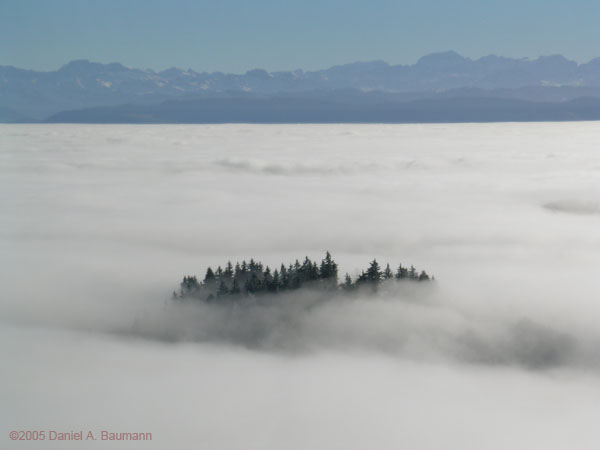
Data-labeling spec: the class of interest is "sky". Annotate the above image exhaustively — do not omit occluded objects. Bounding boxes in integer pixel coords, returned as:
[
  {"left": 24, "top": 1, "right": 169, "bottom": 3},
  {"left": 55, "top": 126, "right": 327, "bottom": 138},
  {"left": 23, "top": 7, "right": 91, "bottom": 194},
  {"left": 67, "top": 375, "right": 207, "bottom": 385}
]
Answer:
[{"left": 2, "top": 0, "right": 600, "bottom": 73}]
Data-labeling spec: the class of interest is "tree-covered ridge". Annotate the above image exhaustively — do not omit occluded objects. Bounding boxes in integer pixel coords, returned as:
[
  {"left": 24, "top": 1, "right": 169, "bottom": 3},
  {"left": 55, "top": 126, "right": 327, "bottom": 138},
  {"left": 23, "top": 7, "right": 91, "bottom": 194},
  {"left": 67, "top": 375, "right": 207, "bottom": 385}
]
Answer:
[{"left": 175, "top": 252, "right": 432, "bottom": 302}]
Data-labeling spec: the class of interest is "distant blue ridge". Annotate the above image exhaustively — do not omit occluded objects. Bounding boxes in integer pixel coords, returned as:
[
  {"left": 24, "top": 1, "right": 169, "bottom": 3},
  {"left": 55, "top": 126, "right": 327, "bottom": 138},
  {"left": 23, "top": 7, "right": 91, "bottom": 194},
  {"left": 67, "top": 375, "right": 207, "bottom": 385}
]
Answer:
[{"left": 4, "top": 51, "right": 600, "bottom": 122}]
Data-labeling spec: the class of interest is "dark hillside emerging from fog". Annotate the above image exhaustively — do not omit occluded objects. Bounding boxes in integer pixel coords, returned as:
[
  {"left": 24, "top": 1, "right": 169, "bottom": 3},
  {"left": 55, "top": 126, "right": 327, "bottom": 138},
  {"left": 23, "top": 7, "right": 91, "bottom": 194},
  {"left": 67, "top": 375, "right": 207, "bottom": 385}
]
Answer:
[{"left": 175, "top": 252, "right": 432, "bottom": 303}]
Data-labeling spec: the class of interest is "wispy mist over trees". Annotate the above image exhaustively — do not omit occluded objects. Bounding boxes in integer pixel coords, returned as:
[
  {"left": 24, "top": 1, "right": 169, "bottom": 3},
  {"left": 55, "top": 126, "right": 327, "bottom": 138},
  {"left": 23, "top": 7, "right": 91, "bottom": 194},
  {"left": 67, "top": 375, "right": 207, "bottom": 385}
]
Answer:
[{"left": 175, "top": 252, "right": 431, "bottom": 302}]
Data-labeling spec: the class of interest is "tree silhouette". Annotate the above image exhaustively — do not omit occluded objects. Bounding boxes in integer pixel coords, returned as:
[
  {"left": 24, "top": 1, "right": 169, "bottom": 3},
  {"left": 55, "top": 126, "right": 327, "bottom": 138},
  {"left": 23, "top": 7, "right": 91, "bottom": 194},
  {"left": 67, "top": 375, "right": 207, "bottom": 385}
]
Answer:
[
  {"left": 383, "top": 263, "right": 393, "bottom": 279},
  {"left": 217, "top": 279, "right": 228, "bottom": 296},
  {"left": 396, "top": 264, "right": 408, "bottom": 279},
  {"left": 320, "top": 251, "right": 339, "bottom": 288},
  {"left": 342, "top": 273, "right": 353, "bottom": 290},
  {"left": 367, "top": 259, "right": 382, "bottom": 282},
  {"left": 175, "top": 252, "right": 432, "bottom": 302},
  {"left": 230, "top": 279, "right": 241, "bottom": 295},
  {"left": 408, "top": 265, "right": 417, "bottom": 280},
  {"left": 418, "top": 270, "right": 430, "bottom": 281}
]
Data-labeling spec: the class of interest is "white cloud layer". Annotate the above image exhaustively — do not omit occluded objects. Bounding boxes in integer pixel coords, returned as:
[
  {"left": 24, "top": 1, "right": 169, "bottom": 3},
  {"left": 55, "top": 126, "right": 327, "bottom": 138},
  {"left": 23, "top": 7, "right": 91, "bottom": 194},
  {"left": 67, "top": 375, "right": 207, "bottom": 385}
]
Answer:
[{"left": 2, "top": 123, "right": 600, "bottom": 449}]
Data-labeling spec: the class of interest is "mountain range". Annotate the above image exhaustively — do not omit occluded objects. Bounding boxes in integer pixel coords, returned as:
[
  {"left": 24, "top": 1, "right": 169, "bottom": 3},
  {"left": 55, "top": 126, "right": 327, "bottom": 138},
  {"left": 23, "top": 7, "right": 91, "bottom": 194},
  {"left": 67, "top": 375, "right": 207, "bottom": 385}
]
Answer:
[{"left": 3, "top": 51, "right": 600, "bottom": 123}]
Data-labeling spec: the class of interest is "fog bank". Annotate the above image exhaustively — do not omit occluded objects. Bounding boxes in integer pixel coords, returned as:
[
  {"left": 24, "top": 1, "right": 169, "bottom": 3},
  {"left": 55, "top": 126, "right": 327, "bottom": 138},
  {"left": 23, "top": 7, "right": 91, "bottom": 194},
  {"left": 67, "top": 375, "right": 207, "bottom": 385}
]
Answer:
[{"left": 2, "top": 123, "right": 600, "bottom": 449}]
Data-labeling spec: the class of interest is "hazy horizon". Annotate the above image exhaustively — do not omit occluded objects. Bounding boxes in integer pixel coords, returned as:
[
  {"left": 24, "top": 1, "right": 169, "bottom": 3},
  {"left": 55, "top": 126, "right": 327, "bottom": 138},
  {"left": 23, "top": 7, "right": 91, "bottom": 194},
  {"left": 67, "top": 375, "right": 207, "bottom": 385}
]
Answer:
[{"left": 4, "top": 50, "right": 600, "bottom": 75}]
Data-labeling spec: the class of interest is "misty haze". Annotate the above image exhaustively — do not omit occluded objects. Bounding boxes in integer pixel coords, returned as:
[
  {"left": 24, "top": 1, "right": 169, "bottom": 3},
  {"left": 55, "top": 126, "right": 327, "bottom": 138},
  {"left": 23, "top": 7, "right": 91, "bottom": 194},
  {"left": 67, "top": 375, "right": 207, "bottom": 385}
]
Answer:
[{"left": 2, "top": 123, "right": 600, "bottom": 449}]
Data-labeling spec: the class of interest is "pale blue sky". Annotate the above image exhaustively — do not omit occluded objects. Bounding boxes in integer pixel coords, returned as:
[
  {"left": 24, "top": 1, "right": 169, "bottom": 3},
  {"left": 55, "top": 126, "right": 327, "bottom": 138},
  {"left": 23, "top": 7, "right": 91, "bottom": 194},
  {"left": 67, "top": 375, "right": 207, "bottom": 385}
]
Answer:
[{"left": 1, "top": 0, "right": 599, "bottom": 73}]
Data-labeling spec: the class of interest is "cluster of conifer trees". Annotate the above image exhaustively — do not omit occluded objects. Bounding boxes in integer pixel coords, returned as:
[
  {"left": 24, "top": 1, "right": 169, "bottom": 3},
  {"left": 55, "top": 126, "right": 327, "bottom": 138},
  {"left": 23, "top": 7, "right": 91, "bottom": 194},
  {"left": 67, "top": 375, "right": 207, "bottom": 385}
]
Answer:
[{"left": 175, "top": 252, "right": 431, "bottom": 302}]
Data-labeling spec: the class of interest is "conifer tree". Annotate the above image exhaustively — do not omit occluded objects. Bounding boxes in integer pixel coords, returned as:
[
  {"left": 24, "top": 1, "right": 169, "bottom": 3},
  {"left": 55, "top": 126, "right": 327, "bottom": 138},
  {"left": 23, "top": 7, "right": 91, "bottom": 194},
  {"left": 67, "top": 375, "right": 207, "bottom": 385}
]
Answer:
[
  {"left": 230, "top": 279, "right": 241, "bottom": 295},
  {"left": 291, "top": 260, "right": 302, "bottom": 288},
  {"left": 180, "top": 275, "right": 199, "bottom": 295},
  {"left": 263, "top": 266, "right": 273, "bottom": 289},
  {"left": 204, "top": 267, "right": 215, "bottom": 283},
  {"left": 203, "top": 268, "right": 216, "bottom": 293},
  {"left": 342, "top": 273, "right": 353, "bottom": 290},
  {"left": 320, "top": 251, "right": 339, "bottom": 288},
  {"left": 383, "top": 263, "right": 393, "bottom": 279},
  {"left": 396, "top": 263, "right": 408, "bottom": 279},
  {"left": 300, "top": 257, "right": 310, "bottom": 282},
  {"left": 367, "top": 259, "right": 382, "bottom": 282},
  {"left": 306, "top": 257, "right": 319, "bottom": 281},
  {"left": 271, "top": 269, "right": 280, "bottom": 292},
  {"left": 356, "top": 270, "right": 368, "bottom": 284},
  {"left": 217, "top": 279, "right": 228, "bottom": 296},
  {"left": 245, "top": 273, "right": 259, "bottom": 294},
  {"left": 224, "top": 261, "right": 234, "bottom": 281},
  {"left": 409, "top": 265, "right": 417, "bottom": 279},
  {"left": 280, "top": 264, "right": 289, "bottom": 289}
]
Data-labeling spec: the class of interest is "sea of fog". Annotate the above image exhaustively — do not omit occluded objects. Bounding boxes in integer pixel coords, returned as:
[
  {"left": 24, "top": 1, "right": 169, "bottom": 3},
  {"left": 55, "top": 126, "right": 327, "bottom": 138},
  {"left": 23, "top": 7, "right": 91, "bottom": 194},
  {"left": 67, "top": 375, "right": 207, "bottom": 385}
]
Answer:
[{"left": 2, "top": 123, "right": 600, "bottom": 449}]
